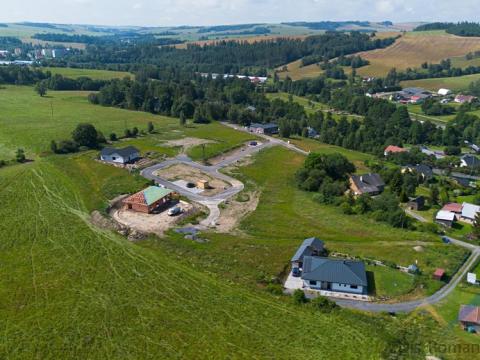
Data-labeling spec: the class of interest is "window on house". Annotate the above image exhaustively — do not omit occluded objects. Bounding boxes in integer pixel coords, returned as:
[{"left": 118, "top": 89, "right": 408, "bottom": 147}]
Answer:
[
  {"left": 112, "top": 157, "right": 116, "bottom": 160},
  {"left": 350, "top": 285, "right": 358, "bottom": 289},
  {"left": 309, "top": 280, "right": 316, "bottom": 286}
]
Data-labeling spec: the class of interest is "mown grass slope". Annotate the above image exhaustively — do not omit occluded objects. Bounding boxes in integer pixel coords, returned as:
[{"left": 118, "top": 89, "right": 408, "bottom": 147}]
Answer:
[
  {"left": 0, "top": 158, "right": 416, "bottom": 359},
  {"left": 0, "top": 86, "right": 255, "bottom": 161}
]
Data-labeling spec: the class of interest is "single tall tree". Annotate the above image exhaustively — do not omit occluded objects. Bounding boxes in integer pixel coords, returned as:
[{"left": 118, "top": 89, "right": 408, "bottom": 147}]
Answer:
[{"left": 34, "top": 81, "right": 47, "bottom": 97}]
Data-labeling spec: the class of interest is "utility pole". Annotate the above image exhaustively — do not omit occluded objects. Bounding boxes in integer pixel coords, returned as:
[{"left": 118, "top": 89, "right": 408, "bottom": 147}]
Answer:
[{"left": 50, "top": 101, "right": 54, "bottom": 120}]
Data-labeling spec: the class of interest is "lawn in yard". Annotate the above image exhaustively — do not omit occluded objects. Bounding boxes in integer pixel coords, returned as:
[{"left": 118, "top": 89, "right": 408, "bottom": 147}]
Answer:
[{"left": 367, "top": 265, "right": 415, "bottom": 298}]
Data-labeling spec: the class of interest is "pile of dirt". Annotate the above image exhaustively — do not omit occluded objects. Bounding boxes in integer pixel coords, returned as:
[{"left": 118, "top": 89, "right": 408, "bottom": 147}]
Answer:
[{"left": 413, "top": 246, "right": 424, "bottom": 252}]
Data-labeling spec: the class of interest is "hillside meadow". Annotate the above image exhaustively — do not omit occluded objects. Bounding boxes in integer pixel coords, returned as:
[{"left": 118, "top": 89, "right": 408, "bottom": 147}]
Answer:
[
  {"left": 0, "top": 85, "right": 255, "bottom": 160},
  {"left": 1, "top": 148, "right": 463, "bottom": 359},
  {"left": 400, "top": 73, "right": 480, "bottom": 92},
  {"left": 41, "top": 66, "right": 133, "bottom": 80},
  {"left": 357, "top": 32, "right": 480, "bottom": 77}
]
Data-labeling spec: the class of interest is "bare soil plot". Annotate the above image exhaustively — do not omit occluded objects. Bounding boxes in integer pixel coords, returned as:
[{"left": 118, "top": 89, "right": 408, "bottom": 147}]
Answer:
[
  {"left": 112, "top": 201, "right": 194, "bottom": 236},
  {"left": 357, "top": 33, "right": 480, "bottom": 77},
  {"left": 163, "top": 137, "right": 215, "bottom": 151},
  {"left": 154, "top": 164, "right": 230, "bottom": 196},
  {"left": 216, "top": 191, "right": 260, "bottom": 233}
]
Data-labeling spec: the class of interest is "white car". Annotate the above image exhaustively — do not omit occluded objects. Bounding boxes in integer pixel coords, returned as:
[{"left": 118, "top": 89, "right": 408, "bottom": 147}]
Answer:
[{"left": 167, "top": 206, "right": 182, "bottom": 216}]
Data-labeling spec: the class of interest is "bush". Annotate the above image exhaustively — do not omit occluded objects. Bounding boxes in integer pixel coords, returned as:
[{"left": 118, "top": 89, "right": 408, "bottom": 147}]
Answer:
[
  {"left": 109, "top": 133, "right": 117, "bottom": 141},
  {"left": 265, "top": 284, "right": 283, "bottom": 296},
  {"left": 292, "top": 289, "right": 309, "bottom": 305},
  {"left": 15, "top": 148, "right": 26, "bottom": 163},
  {"left": 57, "top": 140, "right": 79, "bottom": 154},
  {"left": 310, "top": 296, "right": 338, "bottom": 312}
]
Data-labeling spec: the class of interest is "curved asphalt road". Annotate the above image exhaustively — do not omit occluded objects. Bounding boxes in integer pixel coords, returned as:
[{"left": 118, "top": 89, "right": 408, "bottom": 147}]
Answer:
[
  {"left": 142, "top": 123, "right": 479, "bottom": 313},
  {"left": 140, "top": 140, "right": 274, "bottom": 228}
]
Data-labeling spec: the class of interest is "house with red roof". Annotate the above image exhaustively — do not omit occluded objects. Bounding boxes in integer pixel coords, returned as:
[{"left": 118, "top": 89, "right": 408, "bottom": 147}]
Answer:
[
  {"left": 441, "top": 203, "right": 463, "bottom": 220},
  {"left": 459, "top": 305, "right": 480, "bottom": 331},
  {"left": 123, "top": 186, "right": 176, "bottom": 214},
  {"left": 384, "top": 145, "right": 408, "bottom": 157}
]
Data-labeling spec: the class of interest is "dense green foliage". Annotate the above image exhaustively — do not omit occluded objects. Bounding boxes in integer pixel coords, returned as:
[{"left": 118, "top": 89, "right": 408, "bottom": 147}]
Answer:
[
  {"left": 415, "top": 21, "right": 480, "bottom": 37},
  {"left": 50, "top": 32, "right": 396, "bottom": 75},
  {"left": 32, "top": 32, "right": 184, "bottom": 46},
  {"left": 0, "top": 65, "right": 108, "bottom": 90}
]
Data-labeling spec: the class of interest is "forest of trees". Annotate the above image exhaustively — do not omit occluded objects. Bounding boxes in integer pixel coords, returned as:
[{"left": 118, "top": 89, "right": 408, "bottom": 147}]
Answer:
[
  {"left": 32, "top": 33, "right": 183, "bottom": 46},
  {"left": 0, "top": 65, "right": 108, "bottom": 90},
  {"left": 414, "top": 22, "right": 480, "bottom": 37},
  {"left": 45, "top": 32, "right": 397, "bottom": 76}
]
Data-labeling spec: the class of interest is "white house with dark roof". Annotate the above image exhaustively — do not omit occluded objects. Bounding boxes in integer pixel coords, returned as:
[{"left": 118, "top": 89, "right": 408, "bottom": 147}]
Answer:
[
  {"left": 301, "top": 257, "right": 368, "bottom": 295},
  {"left": 100, "top": 146, "right": 140, "bottom": 164}
]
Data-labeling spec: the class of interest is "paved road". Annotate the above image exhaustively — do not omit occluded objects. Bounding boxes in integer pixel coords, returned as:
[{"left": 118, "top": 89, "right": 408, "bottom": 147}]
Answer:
[
  {"left": 140, "top": 140, "right": 274, "bottom": 228},
  {"left": 404, "top": 208, "right": 428, "bottom": 223}
]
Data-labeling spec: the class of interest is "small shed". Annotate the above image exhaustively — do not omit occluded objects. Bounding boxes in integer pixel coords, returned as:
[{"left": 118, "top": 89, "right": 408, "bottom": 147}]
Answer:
[
  {"left": 407, "top": 196, "right": 425, "bottom": 211},
  {"left": 197, "top": 180, "right": 210, "bottom": 190},
  {"left": 433, "top": 268, "right": 445, "bottom": 281}
]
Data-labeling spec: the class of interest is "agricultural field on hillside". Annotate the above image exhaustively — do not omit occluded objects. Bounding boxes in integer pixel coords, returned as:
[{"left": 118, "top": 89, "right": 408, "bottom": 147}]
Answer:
[
  {"left": 0, "top": 86, "right": 255, "bottom": 161},
  {"left": 2, "top": 160, "right": 417, "bottom": 359},
  {"left": 357, "top": 32, "right": 480, "bottom": 77},
  {"left": 42, "top": 67, "right": 133, "bottom": 80},
  {"left": 400, "top": 73, "right": 480, "bottom": 92}
]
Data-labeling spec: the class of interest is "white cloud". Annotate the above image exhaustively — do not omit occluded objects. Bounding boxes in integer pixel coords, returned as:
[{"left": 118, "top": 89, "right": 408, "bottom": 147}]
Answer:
[{"left": 1, "top": 0, "right": 479, "bottom": 26}]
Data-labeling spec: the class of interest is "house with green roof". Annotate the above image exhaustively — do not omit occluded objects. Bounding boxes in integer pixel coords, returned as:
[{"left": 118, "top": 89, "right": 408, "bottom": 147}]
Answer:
[{"left": 123, "top": 186, "right": 175, "bottom": 214}]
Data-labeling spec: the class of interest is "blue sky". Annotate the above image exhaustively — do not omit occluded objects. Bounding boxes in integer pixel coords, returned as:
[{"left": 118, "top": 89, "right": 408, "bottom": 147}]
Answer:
[{"left": 4, "top": 0, "right": 480, "bottom": 27}]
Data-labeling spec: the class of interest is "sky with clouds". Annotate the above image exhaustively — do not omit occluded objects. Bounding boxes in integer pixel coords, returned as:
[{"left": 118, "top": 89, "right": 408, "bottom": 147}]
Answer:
[{"left": 3, "top": 0, "right": 480, "bottom": 27}]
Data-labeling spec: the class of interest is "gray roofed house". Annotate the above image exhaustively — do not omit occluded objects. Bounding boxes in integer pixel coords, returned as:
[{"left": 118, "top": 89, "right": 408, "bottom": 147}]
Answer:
[
  {"left": 291, "top": 237, "right": 325, "bottom": 267},
  {"left": 460, "top": 154, "right": 480, "bottom": 168},
  {"left": 403, "top": 164, "right": 433, "bottom": 181},
  {"left": 461, "top": 202, "right": 480, "bottom": 222},
  {"left": 301, "top": 256, "right": 368, "bottom": 294},
  {"left": 349, "top": 173, "right": 385, "bottom": 196},
  {"left": 100, "top": 146, "right": 140, "bottom": 164},
  {"left": 249, "top": 123, "right": 279, "bottom": 135}
]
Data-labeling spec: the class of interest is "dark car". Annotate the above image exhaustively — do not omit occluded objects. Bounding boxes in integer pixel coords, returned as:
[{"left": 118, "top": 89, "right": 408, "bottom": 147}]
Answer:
[
  {"left": 441, "top": 236, "right": 450, "bottom": 244},
  {"left": 292, "top": 267, "right": 301, "bottom": 277}
]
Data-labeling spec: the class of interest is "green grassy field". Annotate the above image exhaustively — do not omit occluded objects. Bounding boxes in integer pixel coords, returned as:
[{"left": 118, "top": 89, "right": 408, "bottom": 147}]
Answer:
[
  {"left": 401, "top": 74, "right": 480, "bottom": 93},
  {"left": 42, "top": 67, "right": 133, "bottom": 80},
  {"left": 266, "top": 92, "right": 363, "bottom": 121},
  {"left": 2, "top": 144, "right": 464, "bottom": 358},
  {"left": 0, "top": 86, "right": 255, "bottom": 161},
  {"left": 150, "top": 146, "right": 468, "bottom": 300}
]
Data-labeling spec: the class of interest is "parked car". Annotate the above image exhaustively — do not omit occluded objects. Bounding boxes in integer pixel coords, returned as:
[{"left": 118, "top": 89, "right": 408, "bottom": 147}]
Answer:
[
  {"left": 186, "top": 182, "right": 195, "bottom": 188},
  {"left": 249, "top": 141, "right": 258, "bottom": 146},
  {"left": 292, "top": 267, "right": 301, "bottom": 277},
  {"left": 167, "top": 206, "right": 182, "bottom": 216},
  {"left": 441, "top": 236, "right": 451, "bottom": 244}
]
